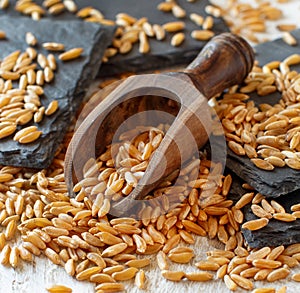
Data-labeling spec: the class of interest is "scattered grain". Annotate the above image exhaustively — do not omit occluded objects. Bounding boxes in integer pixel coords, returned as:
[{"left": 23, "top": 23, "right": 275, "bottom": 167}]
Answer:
[
  {"left": 161, "top": 270, "right": 184, "bottom": 281},
  {"left": 282, "top": 32, "right": 297, "bottom": 46},
  {"left": 46, "top": 285, "right": 72, "bottom": 293},
  {"left": 242, "top": 218, "right": 269, "bottom": 231},
  {"left": 58, "top": 48, "right": 83, "bottom": 61}
]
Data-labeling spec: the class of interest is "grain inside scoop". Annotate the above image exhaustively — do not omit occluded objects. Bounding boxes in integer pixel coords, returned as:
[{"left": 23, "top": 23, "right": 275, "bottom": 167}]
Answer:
[{"left": 65, "top": 33, "right": 254, "bottom": 217}]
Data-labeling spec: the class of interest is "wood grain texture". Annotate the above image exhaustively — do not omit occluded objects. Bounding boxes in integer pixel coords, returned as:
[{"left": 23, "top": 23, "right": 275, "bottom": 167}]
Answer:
[{"left": 1, "top": 236, "right": 298, "bottom": 293}]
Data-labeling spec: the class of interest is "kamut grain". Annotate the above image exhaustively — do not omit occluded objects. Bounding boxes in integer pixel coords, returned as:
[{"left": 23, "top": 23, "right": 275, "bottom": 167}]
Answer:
[
  {"left": 277, "top": 255, "right": 299, "bottom": 268},
  {"left": 43, "top": 42, "right": 65, "bottom": 51},
  {"left": 242, "top": 218, "right": 269, "bottom": 231},
  {"left": 202, "top": 16, "right": 214, "bottom": 30},
  {"left": 153, "top": 24, "right": 165, "bottom": 41},
  {"left": 101, "top": 243, "right": 128, "bottom": 258},
  {"left": 46, "top": 285, "right": 72, "bottom": 293},
  {"left": 195, "top": 260, "right": 220, "bottom": 271},
  {"left": 58, "top": 48, "right": 83, "bottom": 61},
  {"left": 162, "top": 21, "right": 185, "bottom": 33},
  {"left": 8, "top": 246, "right": 19, "bottom": 268},
  {"left": 252, "top": 259, "right": 282, "bottom": 269},
  {"left": 168, "top": 251, "right": 194, "bottom": 264},
  {"left": 5, "top": 219, "right": 17, "bottom": 240},
  {"left": 45, "top": 100, "right": 59, "bottom": 115},
  {"left": 95, "top": 283, "right": 124, "bottom": 292},
  {"left": 267, "top": 267, "right": 290, "bottom": 282},
  {"left": 89, "top": 273, "right": 115, "bottom": 283},
  {"left": 76, "top": 266, "right": 102, "bottom": 281},
  {"left": 185, "top": 272, "right": 213, "bottom": 282},
  {"left": 273, "top": 213, "right": 296, "bottom": 222},
  {"left": 103, "top": 265, "right": 124, "bottom": 275},
  {"left": 205, "top": 5, "right": 222, "bottom": 18},
  {"left": 112, "top": 267, "right": 138, "bottom": 281},
  {"left": 282, "top": 32, "right": 297, "bottom": 46},
  {"left": 216, "top": 264, "right": 228, "bottom": 279},
  {"left": 42, "top": 0, "right": 61, "bottom": 9},
  {"left": 139, "top": 31, "right": 150, "bottom": 54},
  {"left": 18, "top": 130, "right": 42, "bottom": 144},
  {"left": 191, "top": 30, "right": 215, "bottom": 41},
  {"left": 230, "top": 273, "right": 254, "bottom": 290},
  {"left": 267, "top": 245, "right": 285, "bottom": 260},
  {"left": 171, "top": 32, "right": 185, "bottom": 47},
  {"left": 0, "top": 0, "right": 9, "bottom": 10},
  {"left": 18, "top": 245, "right": 33, "bottom": 262},
  {"left": 161, "top": 270, "right": 185, "bottom": 281},
  {"left": 172, "top": 5, "right": 186, "bottom": 19},
  {"left": 182, "top": 220, "right": 206, "bottom": 236},
  {"left": 251, "top": 204, "right": 272, "bottom": 219},
  {"left": 292, "top": 273, "right": 300, "bottom": 282},
  {"left": 162, "top": 234, "right": 180, "bottom": 254},
  {"left": 44, "top": 66, "right": 54, "bottom": 83},
  {"left": 224, "top": 274, "right": 238, "bottom": 291},
  {"left": 126, "top": 258, "right": 150, "bottom": 268},
  {"left": 48, "top": 3, "right": 65, "bottom": 15},
  {"left": 135, "top": 269, "right": 146, "bottom": 289},
  {"left": 157, "top": 2, "right": 174, "bottom": 12},
  {"left": 25, "top": 32, "right": 37, "bottom": 46},
  {"left": 190, "top": 13, "right": 204, "bottom": 26},
  {"left": 63, "top": 0, "right": 77, "bottom": 13}
]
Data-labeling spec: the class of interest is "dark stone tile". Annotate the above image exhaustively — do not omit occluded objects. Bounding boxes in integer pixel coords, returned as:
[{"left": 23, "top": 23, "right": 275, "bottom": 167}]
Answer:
[
  {"left": 0, "top": 15, "right": 115, "bottom": 168},
  {"left": 226, "top": 29, "right": 300, "bottom": 197},
  {"left": 0, "top": 0, "right": 230, "bottom": 76}
]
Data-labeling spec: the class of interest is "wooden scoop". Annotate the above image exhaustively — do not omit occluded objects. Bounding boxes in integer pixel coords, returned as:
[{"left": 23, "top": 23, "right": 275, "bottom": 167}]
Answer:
[{"left": 65, "top": 33, "right": 254, "bottom": 217}]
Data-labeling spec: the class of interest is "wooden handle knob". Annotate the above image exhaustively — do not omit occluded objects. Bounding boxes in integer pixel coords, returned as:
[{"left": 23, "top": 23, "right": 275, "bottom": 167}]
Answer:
[{"left": 183, "top": 32, "right": 254, "bottom": 99}]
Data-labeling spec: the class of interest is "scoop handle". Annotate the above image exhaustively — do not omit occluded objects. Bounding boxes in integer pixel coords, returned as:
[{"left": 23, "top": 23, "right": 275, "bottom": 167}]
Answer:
[{"left": 183, "top": 32, "right": 254, "bottom": 99}]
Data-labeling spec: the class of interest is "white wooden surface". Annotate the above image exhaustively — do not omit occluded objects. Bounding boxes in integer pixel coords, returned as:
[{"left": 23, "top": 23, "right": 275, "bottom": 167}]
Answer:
[
  {"left": 1, "top": 236, "right": 300, "bottom": 293},
  {"left": 1, "top": 1, "right": 300, "bottom": 292}
]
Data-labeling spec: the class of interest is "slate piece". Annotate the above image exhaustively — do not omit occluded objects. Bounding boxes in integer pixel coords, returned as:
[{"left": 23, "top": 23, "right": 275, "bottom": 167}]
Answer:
[
  {"left": 209, "top": 166, "right": 300, "bottom": 248},
  {"left": 0, "top": 0, "right": 230, "bottom": 76},
  {"left": 242, "top": 189, "right": 300, "bottom": 248},
  {"left": 0, "top": 15, "right": 115, "bottom": 169},
  {"left": 205, "top": 133, "right": 300, "bottom": 248},
  {"left": 223, "top": 170, "right": 300, "bottom": 249},
  {"left": 96, "top": 0, "right": 230, "bottom": 76},
  {"left": 225, "top": 29, "right": 300, "bottom": 198}
]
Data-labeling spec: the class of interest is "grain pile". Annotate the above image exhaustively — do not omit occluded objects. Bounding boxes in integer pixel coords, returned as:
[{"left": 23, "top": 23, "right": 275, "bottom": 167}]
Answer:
[
  {"left": 0, "top": 112, "right": 300, "bottom": 292},
  {"left": 1, "top": 1, "right": 300, "bottom": 292},
  {"left": 213, "top": 53, "right": 300, "bottom": 171},
  {"left": 210, "top": 0, "right": 287, "bottom": 43}
]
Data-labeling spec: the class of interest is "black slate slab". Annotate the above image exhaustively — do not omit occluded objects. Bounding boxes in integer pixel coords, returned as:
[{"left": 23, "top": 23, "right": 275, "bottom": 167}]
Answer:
[
  {"left": 202, "top": 141, "right": 300, "bottom": 248},
  {"left": 0, "top": 0, "right": 229, "bottom": 76},
  {"left": 0, "top": 15, "right": 115, "bottom": 169},
  {"left": 242, "top": 189, "right": 300, "bottom": 248},
  {"left": 96, "top": 0, "right": 230, "bottom": 76},
  {"left": 202, "top": 30, "right": 300, "bottom": 246},
  {"left": 225, "top": 29, "right": 300, "bottom": 198},
  {"left": 222, "top": 171, "right": 300, "bottom": 248}
]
